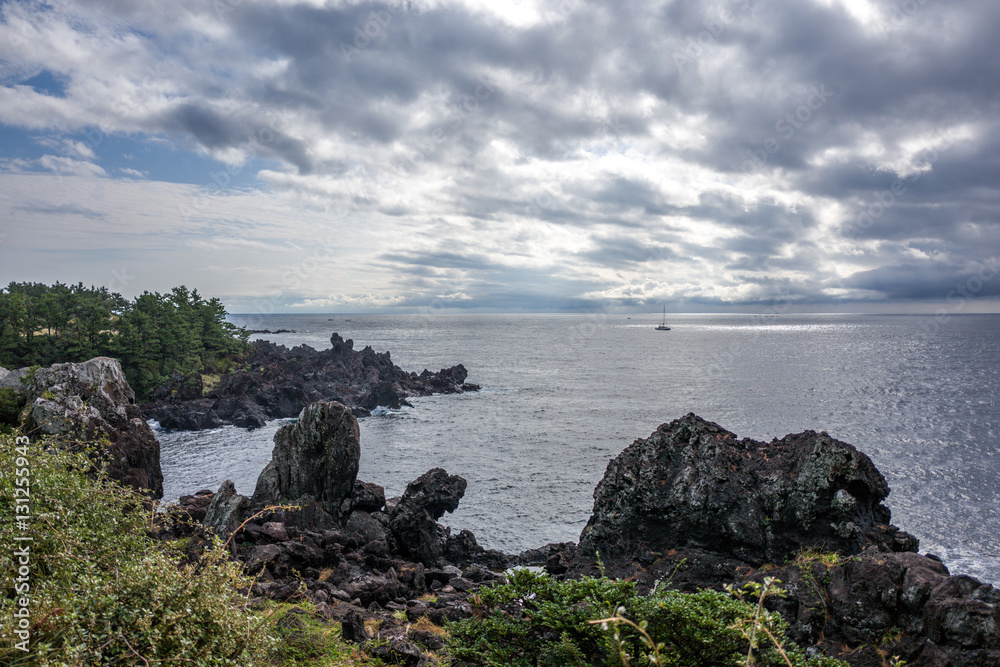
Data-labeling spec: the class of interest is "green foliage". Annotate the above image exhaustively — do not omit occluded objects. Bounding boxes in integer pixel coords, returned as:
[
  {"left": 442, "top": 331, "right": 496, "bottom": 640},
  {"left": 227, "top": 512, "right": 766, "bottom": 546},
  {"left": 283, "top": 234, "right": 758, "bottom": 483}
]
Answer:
[
  {"left": 0, "top": 432, "right": 273, "bottom": 665},
  {"left": 0, "top": 387, "right": 25, "bottom": 432},
  {"left": 0, "top": 281, "right": 250, "bottom": 400},
  {"left": 447, "top": 569, "right": 847, "bottom": 667},
  {"left": 265, "top": 603, "right": 364, "bottom": 666}
]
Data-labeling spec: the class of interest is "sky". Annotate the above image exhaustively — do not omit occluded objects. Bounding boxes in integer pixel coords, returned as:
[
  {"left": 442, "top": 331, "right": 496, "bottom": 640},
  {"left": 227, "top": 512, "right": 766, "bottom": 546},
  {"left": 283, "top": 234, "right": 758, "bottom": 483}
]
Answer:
[{"left": 0, "top": 0, "right": 998, "bottom": 314}]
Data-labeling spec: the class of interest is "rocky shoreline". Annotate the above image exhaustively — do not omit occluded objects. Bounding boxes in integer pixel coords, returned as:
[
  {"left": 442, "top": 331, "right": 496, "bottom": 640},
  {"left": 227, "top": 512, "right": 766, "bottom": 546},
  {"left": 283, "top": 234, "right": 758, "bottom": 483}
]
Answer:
[
  {"left": 159, "top": 408, "right": 999, "bottom": 667},
  {"left": 5, "top": 353, "right": 999, "bottom": 666},
  {"left": 142, "top": 332, "right": 480, "bottom": 430}
]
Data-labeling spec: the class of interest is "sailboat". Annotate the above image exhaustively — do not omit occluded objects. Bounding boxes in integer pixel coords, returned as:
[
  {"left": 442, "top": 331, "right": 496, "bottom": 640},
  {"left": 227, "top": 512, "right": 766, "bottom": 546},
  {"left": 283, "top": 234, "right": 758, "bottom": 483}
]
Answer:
[{"left": 655, "top": 305, "right": 671, "bottom": 331}]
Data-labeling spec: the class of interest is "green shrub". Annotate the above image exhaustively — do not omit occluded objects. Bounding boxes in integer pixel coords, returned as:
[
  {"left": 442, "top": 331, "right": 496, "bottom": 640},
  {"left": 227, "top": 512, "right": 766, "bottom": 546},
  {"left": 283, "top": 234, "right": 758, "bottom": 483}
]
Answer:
[
  {"left": 447, "top": 569, "right": 846, "bottom": 667},
  {"left": 0, "top": 388, "right": 25, "bottom": 432},
  {"left": 0, "top": 432, "right": 274, "bottom": 665}
]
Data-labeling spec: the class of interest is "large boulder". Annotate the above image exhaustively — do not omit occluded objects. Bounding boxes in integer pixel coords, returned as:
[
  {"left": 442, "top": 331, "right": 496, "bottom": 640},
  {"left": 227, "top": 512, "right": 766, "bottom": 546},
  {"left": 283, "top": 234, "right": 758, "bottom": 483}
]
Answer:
[
  {"left": 19, "top": 357, "right": 163, "bottom": 497},
  {"left": 389, "top": 468, "right": 467, "bottom": 566},
  {"left": 252, "top": 401, "right": 360, "bottom": 518},
  {"left": 575, "top": 413, "right": 916, "bottom": 571}
]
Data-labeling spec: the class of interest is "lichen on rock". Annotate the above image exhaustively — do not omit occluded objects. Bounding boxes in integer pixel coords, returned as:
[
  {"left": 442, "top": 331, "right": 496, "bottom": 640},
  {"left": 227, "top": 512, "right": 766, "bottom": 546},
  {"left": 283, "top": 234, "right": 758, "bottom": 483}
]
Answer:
[
  {"left": 575, "top": 412, "right": 917, "bottom": 571},
  {"left": 14, "top": 357, "right": 162, "bottom": 497}
]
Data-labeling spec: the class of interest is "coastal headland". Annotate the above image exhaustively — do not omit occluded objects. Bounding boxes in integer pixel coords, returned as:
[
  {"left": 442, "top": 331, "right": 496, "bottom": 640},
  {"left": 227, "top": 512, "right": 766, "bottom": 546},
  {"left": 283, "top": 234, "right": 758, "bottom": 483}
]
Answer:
[{"left": 142, "top": 332, "right": 480, "bottom": 430}]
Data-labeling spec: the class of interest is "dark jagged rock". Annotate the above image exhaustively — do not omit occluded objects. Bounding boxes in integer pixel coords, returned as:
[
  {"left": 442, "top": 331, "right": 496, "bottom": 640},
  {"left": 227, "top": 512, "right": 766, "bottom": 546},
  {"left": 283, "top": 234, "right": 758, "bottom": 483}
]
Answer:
[
  {"left": 562, "top": 413, "right": 999, "bottom": 667},
  {"left": 143, "top": 332, "right": 478, "bottom": 430},
  {"left": 350, "top": 480, "right": 386, "bottom": 513},
  {"left": 736, "top": 551, "right": 1000, "bottom": 667},
  {"left": 443, "top": 529, "right": 510, "bottom": 570},
  {"left": 369, "top": 638, "right": 423, "bottom": 666},
  {"left": 153, "top": 410, "right": 999, "bottom": 666},
  {"left": 252, "top": 401, "right": 360, "bottom": 522},
  {"left": 389, "top": 468, "right": 467, "bottom": 567},
  {"left": 574, "top": 413, "right": 917, "bottom": 574},
  {"left": 341, "top": 609, "right": 370, "bottom": 643},
  {"left": 14, "top": 357, "right": 163, "bottom": 497},
  {"left": 150, "top": 370, "right": 204, "bottom": 402},
  {"left": 175, "top": 489, "right": 214, "bottom": 522},
  {"left": 151, "top": 404, "right": 225, "bottom": 431}
]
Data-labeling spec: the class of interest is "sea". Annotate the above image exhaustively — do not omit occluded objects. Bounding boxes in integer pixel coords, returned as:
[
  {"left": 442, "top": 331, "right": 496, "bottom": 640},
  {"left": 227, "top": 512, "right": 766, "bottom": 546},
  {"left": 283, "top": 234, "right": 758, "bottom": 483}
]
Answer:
[{"left": 155, "top": 313, "right": 1000, "bottom": 584}]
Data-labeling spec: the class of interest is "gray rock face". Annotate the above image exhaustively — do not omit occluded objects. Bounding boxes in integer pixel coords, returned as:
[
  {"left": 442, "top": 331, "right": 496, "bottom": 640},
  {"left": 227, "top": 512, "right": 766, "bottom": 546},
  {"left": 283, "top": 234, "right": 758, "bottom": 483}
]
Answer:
[
  {"left": 576, "top": 413, "right": 916, "bottom": 569},
  {"left": 0, "top": 366, "right": 29, "bottom": 390},
  {"left": 17, "top": 357, "right": 162, "bottom": 497},
  {"left": 203, "top": 480, "right": 251, "bottom": 538},
  {"left": 252, "top": 401, "right": 360, "bottom": 517}
]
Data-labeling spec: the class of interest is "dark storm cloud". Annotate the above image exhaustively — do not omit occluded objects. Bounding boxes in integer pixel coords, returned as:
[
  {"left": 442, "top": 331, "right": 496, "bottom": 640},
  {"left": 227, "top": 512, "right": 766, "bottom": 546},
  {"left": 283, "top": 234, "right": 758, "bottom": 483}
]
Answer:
[
  {"left": 844, "top": 259, "right": 1000, "bottom": 301},
  {"left": 160, "top": 103, "right": 315, "bottom": 173},
  {"left": 14, "top": 203, "right": 106, "bottom": 220},
  {"left": 578, "top": 235, "right": 677, "bottom": 267}
]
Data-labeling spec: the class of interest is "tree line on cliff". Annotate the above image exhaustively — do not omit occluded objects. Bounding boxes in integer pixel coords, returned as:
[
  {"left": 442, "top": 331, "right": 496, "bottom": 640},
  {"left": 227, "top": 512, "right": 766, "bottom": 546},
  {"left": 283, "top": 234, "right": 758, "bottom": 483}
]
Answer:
[{"left": 0, "top": 281, "right": 249, "bottom": 399}]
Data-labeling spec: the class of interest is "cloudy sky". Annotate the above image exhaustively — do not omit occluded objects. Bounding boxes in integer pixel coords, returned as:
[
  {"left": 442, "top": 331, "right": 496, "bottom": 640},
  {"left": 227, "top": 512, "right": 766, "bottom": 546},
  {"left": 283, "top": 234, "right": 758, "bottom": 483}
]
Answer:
[{"left": 0, "top": 0, "right": 998, "bottom": 313}]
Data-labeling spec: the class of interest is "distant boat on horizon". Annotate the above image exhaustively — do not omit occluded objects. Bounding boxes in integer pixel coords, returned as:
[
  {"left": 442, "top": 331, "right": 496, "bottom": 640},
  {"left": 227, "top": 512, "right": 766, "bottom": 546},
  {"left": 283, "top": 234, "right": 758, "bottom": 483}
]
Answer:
[{"left": 655, "top": 306, "right": 671, "bottom": 331}]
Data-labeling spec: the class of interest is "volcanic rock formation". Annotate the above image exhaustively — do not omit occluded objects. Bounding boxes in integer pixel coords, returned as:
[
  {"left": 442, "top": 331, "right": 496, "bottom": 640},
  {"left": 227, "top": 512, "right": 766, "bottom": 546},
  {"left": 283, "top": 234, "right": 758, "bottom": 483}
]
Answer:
[{"left": 144, "top": 332, "right": 479, "bottom": 430}]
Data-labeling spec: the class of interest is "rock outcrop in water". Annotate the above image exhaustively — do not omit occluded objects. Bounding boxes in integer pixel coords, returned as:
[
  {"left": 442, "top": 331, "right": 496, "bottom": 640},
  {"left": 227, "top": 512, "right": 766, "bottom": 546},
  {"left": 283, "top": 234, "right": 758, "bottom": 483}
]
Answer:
[
  {"left": 574, "top": 413, "right": 917, "bottom": 572},
  {"left": 144, "top": 332, "right": 480, "bottom": 430},
  {"left": 567, "top": 413, "right": 998, "bottom": 667},
  {"left": 252, "top": 401, "right": 361, "bottom": 524},
  {"left": 388, "top": 467, "right": 468, "bottom": 567},
  {"left": 7, "top": 357, "right": 162, "bottom": 497},
  {"left": 157, "top": 397, "right": 508, "bottom": 665}
]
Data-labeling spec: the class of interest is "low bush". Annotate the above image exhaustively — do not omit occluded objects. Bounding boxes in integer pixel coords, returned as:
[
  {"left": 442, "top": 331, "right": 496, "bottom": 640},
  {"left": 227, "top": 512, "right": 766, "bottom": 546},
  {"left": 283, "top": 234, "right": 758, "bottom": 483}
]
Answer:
[
  {"left": 447, "top": 568, "right": 846, "bottom": 667},
  {"left": 0, "top": 432, "right": 274, "bottom": 665},
  {"left": 0, "top": 387, "right": 25, "bottom": 433}
]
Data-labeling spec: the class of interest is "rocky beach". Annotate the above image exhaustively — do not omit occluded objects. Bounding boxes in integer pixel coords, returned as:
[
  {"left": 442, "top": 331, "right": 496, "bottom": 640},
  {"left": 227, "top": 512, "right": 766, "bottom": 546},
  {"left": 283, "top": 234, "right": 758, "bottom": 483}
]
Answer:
[{"left": 4, "top": 341, "right": 1000, "bottom": 666}]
